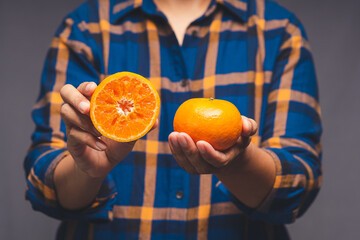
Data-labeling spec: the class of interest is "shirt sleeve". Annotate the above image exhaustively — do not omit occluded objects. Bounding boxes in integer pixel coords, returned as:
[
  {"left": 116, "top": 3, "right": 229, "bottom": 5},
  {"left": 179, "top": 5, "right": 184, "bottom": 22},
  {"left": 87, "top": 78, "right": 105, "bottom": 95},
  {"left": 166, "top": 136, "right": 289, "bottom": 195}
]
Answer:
[
  {"left": 217, "top": 14, "right": 322, "bottom": 224},
  {"left": 24, "top": 13, "right": 117, "bottom": 223}
]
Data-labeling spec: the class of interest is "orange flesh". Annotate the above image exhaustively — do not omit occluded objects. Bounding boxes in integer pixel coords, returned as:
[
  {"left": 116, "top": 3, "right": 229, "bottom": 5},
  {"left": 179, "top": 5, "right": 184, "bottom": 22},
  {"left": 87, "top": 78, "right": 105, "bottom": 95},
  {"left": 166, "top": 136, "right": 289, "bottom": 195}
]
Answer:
[{"left": 90, "top": 72, "right": 160, "bottom": 142}]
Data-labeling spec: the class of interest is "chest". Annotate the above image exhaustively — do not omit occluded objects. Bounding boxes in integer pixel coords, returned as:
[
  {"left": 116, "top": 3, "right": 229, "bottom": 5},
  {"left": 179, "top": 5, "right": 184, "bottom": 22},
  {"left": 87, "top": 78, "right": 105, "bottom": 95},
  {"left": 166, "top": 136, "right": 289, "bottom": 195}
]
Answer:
[{"left": 98, "top": 16, "right": 282, "bottom": 143}]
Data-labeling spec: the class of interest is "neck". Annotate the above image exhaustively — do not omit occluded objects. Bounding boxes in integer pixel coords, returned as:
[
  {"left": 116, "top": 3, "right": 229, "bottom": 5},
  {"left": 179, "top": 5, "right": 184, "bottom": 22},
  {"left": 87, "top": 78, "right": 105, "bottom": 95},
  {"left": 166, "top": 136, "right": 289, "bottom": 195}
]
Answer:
[
  {"left": 153, "top": 0, "right": 211, "bottom": 45},
  {"left": 154, "top": 0, "right": 211, "bottom": 10}
]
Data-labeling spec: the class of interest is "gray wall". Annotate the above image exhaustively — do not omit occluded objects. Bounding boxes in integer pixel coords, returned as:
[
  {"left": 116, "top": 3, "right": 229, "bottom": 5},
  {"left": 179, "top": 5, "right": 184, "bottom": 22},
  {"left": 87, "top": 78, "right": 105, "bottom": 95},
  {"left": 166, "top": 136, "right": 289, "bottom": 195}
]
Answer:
[
  {"left": 1, "top": 0, "right": 359, "bottom": 239},
  {"left": 278, "top": 0, "right": 360, "bottom": 239}
]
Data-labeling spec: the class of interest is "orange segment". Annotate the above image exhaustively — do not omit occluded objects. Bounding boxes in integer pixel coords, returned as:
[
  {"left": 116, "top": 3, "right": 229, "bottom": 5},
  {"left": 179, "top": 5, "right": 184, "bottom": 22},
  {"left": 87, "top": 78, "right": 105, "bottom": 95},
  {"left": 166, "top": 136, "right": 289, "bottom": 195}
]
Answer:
[{"left": 90, "top": 72, "right": 160, "bottom": 142}]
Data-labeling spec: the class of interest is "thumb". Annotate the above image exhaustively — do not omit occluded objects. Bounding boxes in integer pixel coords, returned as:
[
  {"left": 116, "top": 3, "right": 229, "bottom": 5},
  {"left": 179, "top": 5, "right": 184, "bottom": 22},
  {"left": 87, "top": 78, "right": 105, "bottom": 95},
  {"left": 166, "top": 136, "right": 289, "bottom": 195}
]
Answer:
[
  {"left": 241, "top": 116, "right": 258, "bottom": 137},
  {"left": 150, "top": 119, "right": 159, "bottom": 131}
]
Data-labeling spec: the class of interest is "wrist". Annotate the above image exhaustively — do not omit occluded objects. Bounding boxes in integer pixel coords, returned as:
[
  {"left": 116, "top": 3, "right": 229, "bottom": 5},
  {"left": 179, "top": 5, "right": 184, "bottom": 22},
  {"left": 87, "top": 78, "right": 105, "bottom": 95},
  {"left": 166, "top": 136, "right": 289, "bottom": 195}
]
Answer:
[
  {"left": 213, "top": 143, "right": 276, "bottom": 208},
  {"left": 54, "top": 155, "right": 106, "bottom": 210},
  {"left": 55, "top": 155, "right": 106, "bottom": 189},
  {"left": 217, "top": 142, "right": 255, "bottom": 176},
  {"left": 72, "top": 158, "right": 108, "bottom": 183}
]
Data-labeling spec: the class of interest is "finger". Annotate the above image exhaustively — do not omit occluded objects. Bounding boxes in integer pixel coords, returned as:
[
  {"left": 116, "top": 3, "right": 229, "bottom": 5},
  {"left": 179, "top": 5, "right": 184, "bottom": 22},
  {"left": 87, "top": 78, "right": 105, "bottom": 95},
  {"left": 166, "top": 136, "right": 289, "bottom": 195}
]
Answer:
[
  {"left": 168, "top": 132, "right": 198, "bottom": 174},
  {"left": 60, "top": 103, "right": 101, "bottom": 137},
  {"left": 241, "top": 116, "right": 258, "bottom": 137},
  {"left": 67, "top": 127, "right": 107, "bottom": 156},
  {"left": 196, "top": 141, "right": 231, "bottom": 168},
  {"left": 177, "top": 133, "right": 199, "bottom": 158},
  {"left": 176, "top": 133, "right": 215, "bottom": 173},
  {"left": 150, "top": 119, "right": 159, "bottom": 131},
  {"left": 169, "top": 132, "right": 198, "bottom": 174},
  {"left": 237, "top": 134, "right": 252, "bottom": 150},
  {"left": 77, "top": 82, "right": 97, "bottom": 99},
  {"left": 60, "top": 84, "right": 91, "bottom": 114},
  {"left": 222, "top": 138, "right": 247, "bottom": 163}
]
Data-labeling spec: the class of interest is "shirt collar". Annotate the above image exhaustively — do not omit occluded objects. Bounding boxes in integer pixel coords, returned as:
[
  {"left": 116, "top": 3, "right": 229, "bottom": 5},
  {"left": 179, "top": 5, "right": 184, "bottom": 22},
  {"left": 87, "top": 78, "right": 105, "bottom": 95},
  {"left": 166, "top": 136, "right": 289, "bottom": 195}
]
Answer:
[
  {"left": 111, "top": 0, "right": 248, "bottom": 23},
  {"left": 220, "top": 0, "right": 248, "bottom": 22}
]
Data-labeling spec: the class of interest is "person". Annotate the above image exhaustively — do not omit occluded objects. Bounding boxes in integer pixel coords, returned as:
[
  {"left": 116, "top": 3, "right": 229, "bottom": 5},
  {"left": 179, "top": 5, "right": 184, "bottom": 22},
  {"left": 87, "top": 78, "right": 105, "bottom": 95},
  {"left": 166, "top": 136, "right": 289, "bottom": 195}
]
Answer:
[{"left": 24, "top": 0, "right": 322, "bottom": 239}]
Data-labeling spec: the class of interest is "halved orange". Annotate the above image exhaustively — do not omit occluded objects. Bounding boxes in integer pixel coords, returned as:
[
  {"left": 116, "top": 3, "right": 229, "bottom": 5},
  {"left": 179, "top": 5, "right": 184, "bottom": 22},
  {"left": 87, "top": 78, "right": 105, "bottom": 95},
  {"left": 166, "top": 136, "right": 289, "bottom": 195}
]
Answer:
[{"left": 90, "top": 72, "right": 160, "bottom": 142}]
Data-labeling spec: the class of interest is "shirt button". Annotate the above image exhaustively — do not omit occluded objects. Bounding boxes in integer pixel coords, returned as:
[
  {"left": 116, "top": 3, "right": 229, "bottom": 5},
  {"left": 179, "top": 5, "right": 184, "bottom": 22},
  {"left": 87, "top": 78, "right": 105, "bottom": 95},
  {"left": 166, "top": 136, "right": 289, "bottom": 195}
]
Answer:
[
  {"left": 192, "top": 30, "right": 197, "bottom": 38},
  {"left": 176, "top": 190, "right": 184, "bottom": 199},
  {"left": 180, "top": 79, "right": 187, "bottom": 87}
]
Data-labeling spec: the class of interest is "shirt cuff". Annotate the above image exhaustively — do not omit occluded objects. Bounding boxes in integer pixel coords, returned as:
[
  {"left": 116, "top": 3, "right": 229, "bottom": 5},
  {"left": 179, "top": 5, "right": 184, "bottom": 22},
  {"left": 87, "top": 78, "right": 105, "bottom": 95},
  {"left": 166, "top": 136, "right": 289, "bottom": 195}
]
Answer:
[
  {"left": 26, "top": 149, "right": 117, "bottom": 223},
  {"left": 215, "top": 149, "right": 295, "bottom": 224}
]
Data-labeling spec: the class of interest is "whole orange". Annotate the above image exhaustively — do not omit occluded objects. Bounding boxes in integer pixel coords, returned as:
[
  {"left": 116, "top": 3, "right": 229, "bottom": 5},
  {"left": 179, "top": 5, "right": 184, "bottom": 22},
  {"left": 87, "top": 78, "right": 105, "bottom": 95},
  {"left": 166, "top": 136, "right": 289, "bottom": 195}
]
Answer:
[{"left": 173, "top": 98, "right": 242, "bottom": 151}]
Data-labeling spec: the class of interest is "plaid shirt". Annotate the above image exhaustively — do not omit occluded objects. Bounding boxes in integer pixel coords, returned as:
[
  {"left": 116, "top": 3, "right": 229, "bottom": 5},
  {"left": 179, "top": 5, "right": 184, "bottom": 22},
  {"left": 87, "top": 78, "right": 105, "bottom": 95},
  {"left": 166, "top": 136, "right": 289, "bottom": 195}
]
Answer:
[{"left": 24, "top": 0, "right": 322, "bottom": 239}]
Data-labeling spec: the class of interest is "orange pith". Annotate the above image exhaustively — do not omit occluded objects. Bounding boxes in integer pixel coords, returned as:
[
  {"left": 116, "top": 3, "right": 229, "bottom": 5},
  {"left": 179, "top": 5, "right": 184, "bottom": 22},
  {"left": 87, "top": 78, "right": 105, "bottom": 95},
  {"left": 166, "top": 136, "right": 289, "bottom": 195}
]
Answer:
[
  {"left": 90, "top": 72, "right": 160, "bottom": 142},
  {"left": 173, "top": 98, "right": 242, "bottom": 151}
]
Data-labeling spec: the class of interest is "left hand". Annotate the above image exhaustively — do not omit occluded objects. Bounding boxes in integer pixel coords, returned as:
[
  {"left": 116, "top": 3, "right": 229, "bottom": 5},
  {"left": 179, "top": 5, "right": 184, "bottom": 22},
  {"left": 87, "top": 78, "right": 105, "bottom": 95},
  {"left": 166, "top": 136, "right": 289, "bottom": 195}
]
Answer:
[{"left": 168, "top": 116, "right": 258, "bottom": 174}]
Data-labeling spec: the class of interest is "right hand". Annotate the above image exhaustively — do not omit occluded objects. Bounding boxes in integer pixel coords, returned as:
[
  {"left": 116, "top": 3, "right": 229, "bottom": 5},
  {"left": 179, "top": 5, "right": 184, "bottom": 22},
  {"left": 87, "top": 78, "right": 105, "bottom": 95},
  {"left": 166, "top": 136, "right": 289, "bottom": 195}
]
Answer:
[{"left": 60, "top": 82, "right": 157, "bottom": 179}]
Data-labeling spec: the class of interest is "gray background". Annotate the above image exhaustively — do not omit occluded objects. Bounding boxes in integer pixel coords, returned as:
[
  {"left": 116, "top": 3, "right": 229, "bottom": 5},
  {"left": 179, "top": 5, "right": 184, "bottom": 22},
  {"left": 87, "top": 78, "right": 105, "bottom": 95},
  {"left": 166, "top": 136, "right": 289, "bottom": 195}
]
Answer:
[{"left": 1, "top": 0, "right": 359, "bottom": 239}]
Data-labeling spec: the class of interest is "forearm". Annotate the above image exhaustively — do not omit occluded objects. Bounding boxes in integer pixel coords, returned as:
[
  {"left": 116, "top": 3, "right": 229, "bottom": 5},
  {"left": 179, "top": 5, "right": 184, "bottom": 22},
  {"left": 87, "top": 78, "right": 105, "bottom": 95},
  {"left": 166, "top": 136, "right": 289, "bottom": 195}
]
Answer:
[
  {"left": 215, "top": 143, "right": 276, "bottom": 208},
  {"left": 54, "top": 155, "right": 106, "bottom": 210}
]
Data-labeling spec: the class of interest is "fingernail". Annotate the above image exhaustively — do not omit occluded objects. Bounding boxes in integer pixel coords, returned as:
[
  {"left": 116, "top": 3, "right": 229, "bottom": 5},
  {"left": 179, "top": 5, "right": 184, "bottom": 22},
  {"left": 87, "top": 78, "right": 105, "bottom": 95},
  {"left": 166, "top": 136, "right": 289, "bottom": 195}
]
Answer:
[
  {"left": 84, "top": 83, "right": 91, "bottom": 94},
  {"left": 78, "top": 101, "right": 89, "bottom": 113},
  {"left": 85, "top": 82, "right": 95, "bottom": 94},
  {"left": 179, "top": 136, "right": 188, "bottom": 148},
  {"left": 96, "top": 141, "right": 107, "bottom": 151}
]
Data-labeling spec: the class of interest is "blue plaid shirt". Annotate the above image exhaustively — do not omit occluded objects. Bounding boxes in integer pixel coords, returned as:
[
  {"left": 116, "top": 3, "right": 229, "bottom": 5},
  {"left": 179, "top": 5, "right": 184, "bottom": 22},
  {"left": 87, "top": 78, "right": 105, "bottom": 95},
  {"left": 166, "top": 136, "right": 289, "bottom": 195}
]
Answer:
[{"left": 24, "top": 0, "right": 322, "bottom": 239}]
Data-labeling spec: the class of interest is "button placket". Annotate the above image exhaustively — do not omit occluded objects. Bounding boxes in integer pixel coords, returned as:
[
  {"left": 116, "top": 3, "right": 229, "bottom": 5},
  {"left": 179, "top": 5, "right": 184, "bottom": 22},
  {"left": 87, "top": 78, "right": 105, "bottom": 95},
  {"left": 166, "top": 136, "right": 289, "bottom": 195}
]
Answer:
[{"left": 170, "top": 38, "right": 192, "bottom": 90}]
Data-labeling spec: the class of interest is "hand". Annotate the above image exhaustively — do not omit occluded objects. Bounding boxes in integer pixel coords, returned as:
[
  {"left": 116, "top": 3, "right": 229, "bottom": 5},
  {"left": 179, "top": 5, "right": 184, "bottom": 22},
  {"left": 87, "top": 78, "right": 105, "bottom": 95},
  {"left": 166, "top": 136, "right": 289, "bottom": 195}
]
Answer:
[
  {"left": 168, "top": 116, "right": 258, "bottom": 174},
  {"left": 60, "top": 82, "right": 158, "bottom": 179}
]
